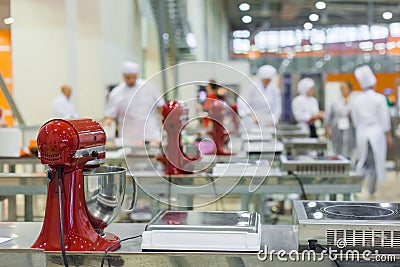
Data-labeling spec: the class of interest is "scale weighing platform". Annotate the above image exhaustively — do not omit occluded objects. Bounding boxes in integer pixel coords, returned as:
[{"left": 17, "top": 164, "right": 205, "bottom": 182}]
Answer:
[
  {"left": 212, "top": 161, "right": 270, "bottom": 176},
  {"left": 142, "top": 211, "right": 261, "bottom": 252},
  {"left": 245, "top": 141, "right": 284, "bottom": 154}
]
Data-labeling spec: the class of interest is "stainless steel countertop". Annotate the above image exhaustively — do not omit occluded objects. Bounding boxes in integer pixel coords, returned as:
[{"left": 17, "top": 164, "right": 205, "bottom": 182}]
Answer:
[
  {"left": 0, "top": 222, "right": 396, "bottom": 266},
  {"left": 0, "top": 222, "right": 295, "bottom": 252},
  {"left": 0, "top": 222, "right": 300, "bottom": 267}
]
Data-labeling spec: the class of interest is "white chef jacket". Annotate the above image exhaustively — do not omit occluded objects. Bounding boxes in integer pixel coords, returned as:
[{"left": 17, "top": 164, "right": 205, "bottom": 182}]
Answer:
[
  {"left": 52, "top": 94, "right": 79, "bottom": 119},
  {"left": 351, "top": 89, "right": 391, "bottom": 183},
  {"left": 237, "top": 80, "right": 282, "bottom": 129},
  {"left": 105, "top": 79, "right": 165, "bottom": 146},
  {"left": 291, "top": 94, "right": 320, "bottom": 132}
]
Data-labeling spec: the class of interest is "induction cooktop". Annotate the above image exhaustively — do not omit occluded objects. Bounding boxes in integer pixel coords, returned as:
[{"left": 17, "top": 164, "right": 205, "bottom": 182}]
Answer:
[
  {"left": 304, "top": 201, "right": 399, "bottom": 220},
  {"left": 281, "top": 138, "right": 327, "bottom": 155},
  {"left": 280, "top": 154, "right": 350, "bottom": 175},
  {"left": 293, "top": 201, "right": 400, "bottom": 251}
]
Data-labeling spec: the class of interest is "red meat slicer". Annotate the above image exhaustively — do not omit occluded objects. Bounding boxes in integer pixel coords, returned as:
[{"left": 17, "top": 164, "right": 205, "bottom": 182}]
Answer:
[
  {"left": 157, "top": 101, "right": 198, "bottom": 175},
  {"left": 32, "top": 118, "right": 123, "bottom": 251}
]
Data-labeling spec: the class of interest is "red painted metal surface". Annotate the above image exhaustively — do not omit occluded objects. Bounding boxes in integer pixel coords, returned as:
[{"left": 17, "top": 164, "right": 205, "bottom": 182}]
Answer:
[
  {"left": 32, "top": 118, "right": 120, "bottom": 251},
  {"left": 158, "top": 101, "right": 198, "bottom": 175},
  {"left": 31, "top": 168, "right": 120, "bottom": 251},
  {"left": 207, "top": 99, "right": 234, "bottom": 156}
]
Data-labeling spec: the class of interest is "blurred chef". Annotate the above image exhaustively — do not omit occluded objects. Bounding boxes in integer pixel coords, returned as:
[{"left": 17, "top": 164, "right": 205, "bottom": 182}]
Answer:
[
  {"left": 52, "top": 84, "right": 79, "bottom": 118},
  {"left": 291, "top": 78, "right": 324, "bottom": 137},
  {"left": 352, "top": 65, "right": 392, "bottom": 197},
  {"left": 237, "top": 65, "right": 282, "bottom": 129},
  {"left": 203, "top": 80, "right": 219, "bottom": 128},
  {"left": 325, "top": 81, "right": 356, "bottom": 158},
  {"left": 103, "top": 61, "right": 165, "bottom": 146}
]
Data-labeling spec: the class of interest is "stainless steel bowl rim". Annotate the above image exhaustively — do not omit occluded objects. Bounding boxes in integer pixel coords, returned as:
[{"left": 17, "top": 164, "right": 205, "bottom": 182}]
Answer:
[{"left": 84, "top": 166, "right": 126, "bottom": 175}]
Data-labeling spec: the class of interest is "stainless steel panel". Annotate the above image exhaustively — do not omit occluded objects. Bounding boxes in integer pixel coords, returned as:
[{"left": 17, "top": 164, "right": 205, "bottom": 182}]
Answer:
[
  {"left": 280, "top": 155, "right": 350, "bottom": 176},
  {"left": 281, "top": 138, "right": 327, "bottom": 155},
  {"left": 294, "top": 200, "right": 400, "bottom": 251},
  {"left": 145, "top": 211, "right": 259, "bottom": 233}
]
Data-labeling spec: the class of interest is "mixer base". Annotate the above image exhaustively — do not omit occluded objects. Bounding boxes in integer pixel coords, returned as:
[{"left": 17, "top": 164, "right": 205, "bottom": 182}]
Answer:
[{"left": 32, "top": 231, "right": 121, "bottom": 251}]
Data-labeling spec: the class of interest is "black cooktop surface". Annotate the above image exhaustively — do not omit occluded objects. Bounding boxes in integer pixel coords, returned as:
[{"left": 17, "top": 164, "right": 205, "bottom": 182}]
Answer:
[{"left": 302, "top": 201, "right": 400, "bottom": 220}]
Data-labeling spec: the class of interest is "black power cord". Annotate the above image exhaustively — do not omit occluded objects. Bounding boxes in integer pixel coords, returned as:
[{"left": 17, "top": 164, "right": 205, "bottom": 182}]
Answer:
[
  {"left": 56, "top": 167, "right": 69, "bottom": 267},
  {"left": 168, "top": 173, "right": 171, "bottom": 210},
  {"left": 288, "top": 171, "right": 308, "bottom": 200},
  {"left": 100, "top": 235, "right": 142, "bottom": 267},
  {"left": 308, "top": 239, "right": 340, "bottom": 267}
]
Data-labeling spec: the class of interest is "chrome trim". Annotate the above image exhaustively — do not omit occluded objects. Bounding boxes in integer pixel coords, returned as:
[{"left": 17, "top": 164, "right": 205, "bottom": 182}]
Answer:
[
  {"left": 85, "top": 158, "right": 106, "bottom": 166},
  {"left": 73, "top": 145, "right": 106, "bottom": 159}
]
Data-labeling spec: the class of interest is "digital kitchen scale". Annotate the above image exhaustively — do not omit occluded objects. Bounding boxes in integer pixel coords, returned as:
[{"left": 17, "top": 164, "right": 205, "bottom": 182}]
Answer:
[
  {"left": 281, "top": 138, "right": 327, "bottom": 155},
  {"left": 245, "top": 141, "right": 284, "bottom": 154},
  {"left": 293, "top": 200, "right": 400, "bottom": 252},
  {"left": 274, "top": 129, "right": 309, "bottom": 139},
  {"left": 242, "top": 127, "right": 274, "bottom": 142},
  {"left": 141, "top": 211, "right": 262, "bottom": 252},
  {"left": 212, "top": 161, "right": 269, "bottom": 176}
]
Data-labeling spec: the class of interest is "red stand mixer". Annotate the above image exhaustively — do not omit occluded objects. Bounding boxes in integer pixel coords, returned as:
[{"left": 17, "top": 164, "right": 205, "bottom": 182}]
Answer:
[
  {"left": 157, "top": 101, "right": 198, "bottom": 175},
  {"left": 32, "top": 118, "right": 126, "bottom": 252},
  {"left": 207, "top": 98, "right": 235, "bottom": 156}
]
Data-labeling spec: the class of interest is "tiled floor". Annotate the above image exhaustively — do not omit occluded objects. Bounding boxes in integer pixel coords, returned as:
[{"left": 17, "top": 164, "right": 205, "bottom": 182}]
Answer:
[{"left": 356, "top": 169, "right": 400, "bottom": 202}]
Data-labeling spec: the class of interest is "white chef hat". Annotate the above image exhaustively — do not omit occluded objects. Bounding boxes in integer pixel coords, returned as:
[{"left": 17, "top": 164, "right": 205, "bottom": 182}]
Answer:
[
  {"left": 297, "top": 77, "right": 315, "bottom": 95},
  {"left": 122, "top": 61, "right": 139, "bottom": 74},
  {"left": 257, "top": 65, "right": 277, "bottom": 80},
  {"left": 354, "top": 65, "right": 376, "bottom": 90}
]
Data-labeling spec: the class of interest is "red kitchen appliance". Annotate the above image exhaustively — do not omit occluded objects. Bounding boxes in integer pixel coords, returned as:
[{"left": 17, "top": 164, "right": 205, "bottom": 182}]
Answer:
[
  {"left": 157, "top": 101, "right": 198, "bottom": 175},
  {"left": 31, "top": 118, "right": 123, "bottom": 252},
  {"left": 207, "top": 98, "right": 234, "bottom": 156}
]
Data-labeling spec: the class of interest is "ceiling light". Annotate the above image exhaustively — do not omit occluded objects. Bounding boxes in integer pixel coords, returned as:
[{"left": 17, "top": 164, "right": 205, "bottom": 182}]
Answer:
[
  {"left": 242, "top": 15, "right": 252, "bottom": 24},
  {"left": 359, "top": 41, "right": 373, "bottom": 51},
  {"left": 309, "top": 13, "right": 319, "bottom": 22},
  {"left": 3, "top": 17, "right": 14, "bottom": 25},
  {"left": 382, "top": 11, "right": 393, "bottom": 20},
  {"left": 239, "top": 3, "right": 250, "bottom": 11},
  {"left": 315, "top": 1, "right": 326, "bottom": 10},
  {"left": 390, "top": 22, "right": 400, "bottom": 37},
  {"left": 312, "top": 44, "right": 323, "bottom": 51},
  {"left": 304, "top": 45, "right": 312, "bottom": 52},
  {"left": 387, "top": 42, "right": 396, "bottom": 50},
  {"left": 186, "top": 32, "right": 197, "bottom": 48},
  {"left": 374, "top": 43, "right": 386, "bottom": 50},
  {"left": 233, "top": 30, "right": 250, "bottom": 38},
  {"left": 304, "top": 22, "right": 313, "bottom": 30}
]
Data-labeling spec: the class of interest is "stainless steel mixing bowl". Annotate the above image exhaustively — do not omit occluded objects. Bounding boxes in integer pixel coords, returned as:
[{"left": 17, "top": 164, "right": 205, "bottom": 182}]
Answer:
[{"left": 84, "top": 166, "right": 136, "bottom": 231}]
